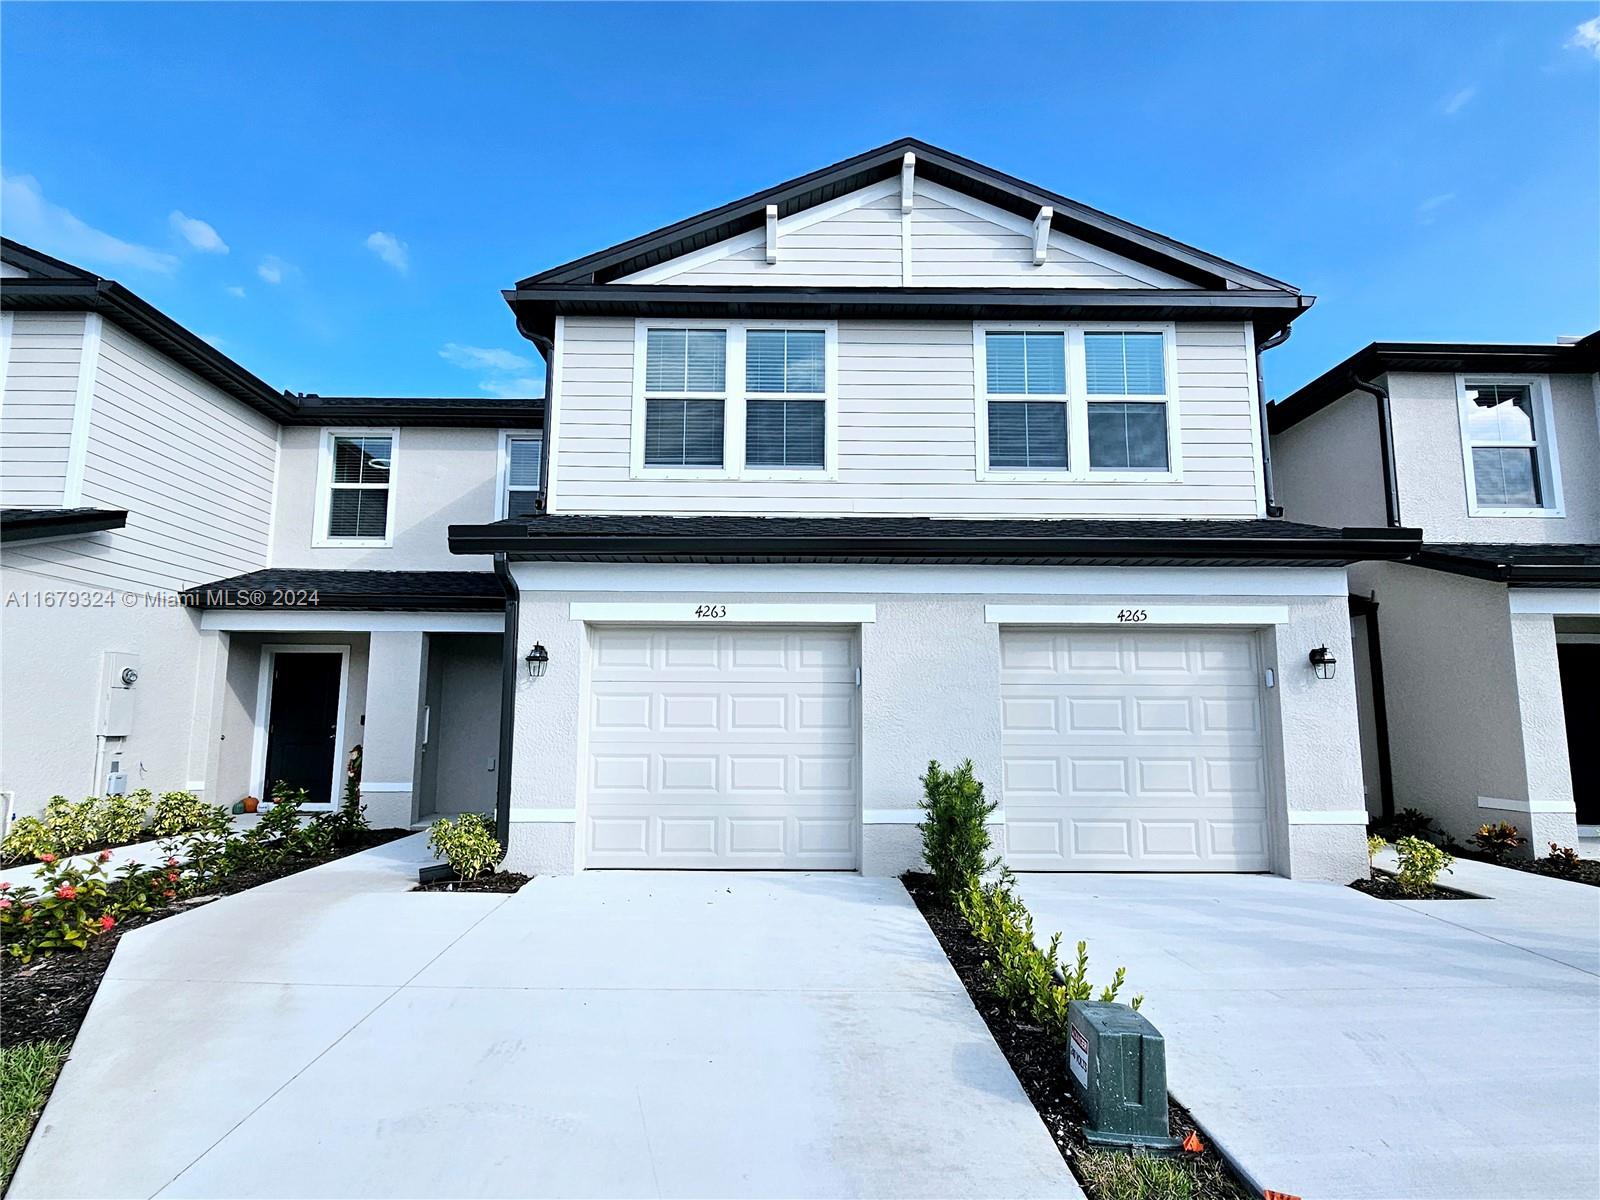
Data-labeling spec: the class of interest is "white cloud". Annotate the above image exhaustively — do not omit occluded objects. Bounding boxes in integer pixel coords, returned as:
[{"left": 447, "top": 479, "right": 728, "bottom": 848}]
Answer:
[
  {"left": 257, "top": 255, "right": 293, "bottom": 284},
  {"left": 440, "top": 343, "right": 533, "bottom": 372},
  {"left": 365, "top": 231, "right": 410, "bottom": 273},
  {"left": 225, "top": 285, "right": 246, "bottom": 298},
  {"left": 0, "top": 174, "right": 178, "bottom": 273},
  {"left": 170, "top": 210, "right": 228, "bottom": 253},
  {"left": 198, "top": 333, "right": 227, "bottom": 349},
  {"left": 1417, "top": 192, "right": 1456, "bottom": 225},
  {"left": 477, "top": 377, "right": 543, "bottom": 399},
  {"left": 1570, "top": 17, "right": 1600, "bottom": 59},
  {"left": 1441, "top": 86, "right": 1476, "bottom": 116}
]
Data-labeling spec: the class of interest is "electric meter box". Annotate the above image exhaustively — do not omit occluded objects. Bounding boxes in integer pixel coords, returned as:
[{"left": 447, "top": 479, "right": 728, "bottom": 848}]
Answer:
[{"left": 1065, "top": 1001, "right": 1180, "bottom": 1151}]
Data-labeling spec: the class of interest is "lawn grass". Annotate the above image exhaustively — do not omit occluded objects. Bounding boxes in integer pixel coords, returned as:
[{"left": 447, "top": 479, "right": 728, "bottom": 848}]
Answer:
[
  {"left": 1078, "top": 1148, "right": 1241, "bottom": 1200},
  {"left": 1, "top": 1039, "right": 70, "bottom": 1192}
]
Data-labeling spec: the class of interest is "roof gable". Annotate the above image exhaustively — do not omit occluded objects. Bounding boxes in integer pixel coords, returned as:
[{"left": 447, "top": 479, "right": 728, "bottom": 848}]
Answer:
[{"left": 521, "top": 138, "right": 1296, "bottom": 293}]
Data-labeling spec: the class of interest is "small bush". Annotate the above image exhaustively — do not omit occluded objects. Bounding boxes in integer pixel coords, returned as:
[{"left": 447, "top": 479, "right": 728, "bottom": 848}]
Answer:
[
  {"left": 1471, "top": 821, "right": 1525, "bottom": 861},
  {"left": 0, "top": 851, "right": 119, "bottom": 962},
  {"left": 328, "top": 745, "right": 370, "bottom": 842},
  {"left": 40, "top": 796, "right": 96, "bottom": 856},
  {"left": 1378, "top": 807, "right": 1440, "bottom": 844},
  {"left": 150, "top": 790, "right": 228, "bottom": 838},
  {"left": 918, "top": 759, "right": 998, "bottom": 897},
  {"left": 92, "top": 790, "right": 151, "bottom": 845},
  {"left": 1394, "top": 836, "right": 1453, "bottom": 896},
  {"left": 1366, "top": 834, "right": 1387, "bottom": 867},
  {"left": 427, "top": 814, "right": 503, "bottom": 881},
  {"left": 955, "top": 869, "right": 1136, "bottom": 1042},
  {"left": 0, "top": 817, "right": 54, "bottom": 866},
  {"left": 1544, "top": 843, "right": 1581, "bottom": 874}
]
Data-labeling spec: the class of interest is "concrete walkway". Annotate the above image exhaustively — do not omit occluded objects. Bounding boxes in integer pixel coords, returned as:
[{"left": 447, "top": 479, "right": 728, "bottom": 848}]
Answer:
[
  {"left": 14, "top": 842, "right": 1077, "bottom": 1199},
  {"left": 1017, "top": 867, "right": 1600, "bottom": 1200}
]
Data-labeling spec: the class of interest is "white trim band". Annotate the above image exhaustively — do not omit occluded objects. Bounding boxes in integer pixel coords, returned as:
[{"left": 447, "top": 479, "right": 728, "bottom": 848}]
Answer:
[
  {"left": 201, "top": 612, "right": 502, "bottom": 633},
  {"left": 986, "top": 603, "right": 1289, "bottom": 626},
  {"left": 509, "top": 808, "right": 578, "bottom": 823},
  {"left": 1285, "top": 810, "right": 1371, "bottom": 826},
  {"left": 863, "top": 809, "right": 924, "bottom": 824},
  {"left": 1476, "top": 796, "right": 1577, "bottom": 815},
  {"left": 1508, "top": 589, "right": 1600, "bottom": 616},
  {"left": 569, "top": 602, "right": 876, "bottom": 624},
  {"left": 360, "top": 782, "right": 413, "bottom": 793}
]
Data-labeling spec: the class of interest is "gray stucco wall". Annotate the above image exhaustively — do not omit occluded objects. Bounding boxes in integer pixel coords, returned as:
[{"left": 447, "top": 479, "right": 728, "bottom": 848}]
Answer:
[
  {"left": 501, "top": 565, "right": 1367, "bottom": 882},
  {"left": 1271, "top": 387, "right": 1389, "bottom": 530}
]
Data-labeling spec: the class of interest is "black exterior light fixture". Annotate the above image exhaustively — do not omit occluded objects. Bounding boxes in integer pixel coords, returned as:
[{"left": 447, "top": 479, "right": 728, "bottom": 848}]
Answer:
[
  {"left": 1308, "top": 645, "right": 1337, "bottom": 680},
  {"left": 524, "top": 642, "right": 549, "bottom": 679}
]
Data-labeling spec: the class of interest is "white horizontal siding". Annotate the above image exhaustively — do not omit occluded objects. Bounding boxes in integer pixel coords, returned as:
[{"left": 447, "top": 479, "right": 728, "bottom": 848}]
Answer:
[
  {"left": 0, "top": 313, "right": 84, "bottom": 506},
  {"left": 669, "top": 191, "right": 905, "bottom": 287},
  {"left": 3, "top": 319, "right": 278, "bottom": 591},
  {"left": 552, "top": 317, "right": 1265, "bottom": 519}
]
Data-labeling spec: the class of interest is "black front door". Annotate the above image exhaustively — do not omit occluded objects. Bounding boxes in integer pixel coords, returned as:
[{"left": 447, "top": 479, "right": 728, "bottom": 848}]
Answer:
[
  {"left": 263, "top": 652, "right": 342, "bottom": 805},
  {"left": 1557, "top": 643, "right": 1599, "bottom": 826}
]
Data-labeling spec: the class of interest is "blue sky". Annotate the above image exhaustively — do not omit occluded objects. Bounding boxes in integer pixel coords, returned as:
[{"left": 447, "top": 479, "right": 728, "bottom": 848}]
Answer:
[{"left": 3, "top": 2, "right": 1597, "bottom": 400}]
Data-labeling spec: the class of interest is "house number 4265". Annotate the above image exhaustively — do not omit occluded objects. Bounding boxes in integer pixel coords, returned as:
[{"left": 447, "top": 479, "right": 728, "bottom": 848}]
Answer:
[{"left": 1116, "top": 608, "right": 1149, "bottom": 623}]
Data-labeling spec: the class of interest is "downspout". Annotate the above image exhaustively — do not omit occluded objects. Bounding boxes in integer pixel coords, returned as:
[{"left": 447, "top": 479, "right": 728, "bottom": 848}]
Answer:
[
  {"left": 515, "top": 317, "right": 556, "bottom": 513},
  {"left": 492, "top": 552, "right": 518, "bottom": 849},
  {"left": 1255, "top": 327, "right": 1290, "bottom": 518},
  {"left": 1346, "top": 375, "right": 1403, "bottom": 528}
]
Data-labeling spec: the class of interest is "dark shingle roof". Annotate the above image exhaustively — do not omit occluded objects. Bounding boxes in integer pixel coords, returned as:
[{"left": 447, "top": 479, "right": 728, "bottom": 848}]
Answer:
[
  {"left": 449, "top": 514, "right": 1420, "bottom": 567},
  {"left": 1413, "top": 543, "right": 1600, "bottom": 587},
  {"left": 1, "top": 507, "right": 128, "bottom": 543},
  {"left": 181, "top": 569, "right": 505, "bottom": 611}
]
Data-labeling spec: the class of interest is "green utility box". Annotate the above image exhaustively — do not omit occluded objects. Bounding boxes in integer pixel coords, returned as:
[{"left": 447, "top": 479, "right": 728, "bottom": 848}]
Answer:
[{"left": 1065, "top": 1001, "right": 1180, "bottom": 1151}]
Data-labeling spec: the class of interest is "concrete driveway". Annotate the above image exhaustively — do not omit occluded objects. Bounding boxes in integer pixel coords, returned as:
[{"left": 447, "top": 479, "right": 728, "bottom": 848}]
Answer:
[
  {"left": 14, "top": 838, "right": 1077, "bottom": 1200},
  {"left": 1017, "top": 862, "right": 1600, "bottom": 1200}
]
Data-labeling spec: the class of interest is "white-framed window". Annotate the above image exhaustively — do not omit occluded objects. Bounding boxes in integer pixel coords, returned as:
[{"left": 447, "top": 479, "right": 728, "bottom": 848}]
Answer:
[
  {"left": 313, "top": 429, "right": 397, "bottom": 546},
  {"left": 1456, "top": 374, "right": 1563, "bottom": 516},
  {"left": 497, "top": 432, "right": 542, "bottom": 518},
  {"left": 974, "top": 322, "right": 1179, "bottom": 481},
  {"left": 630, "top": 319, "right": 836, "bottom": 479}
]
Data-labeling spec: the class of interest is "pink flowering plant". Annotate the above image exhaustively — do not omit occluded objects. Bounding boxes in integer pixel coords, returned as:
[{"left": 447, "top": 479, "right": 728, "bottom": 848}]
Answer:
[{"left": 0, "top": 850, "right": 183, "bottom": 962}]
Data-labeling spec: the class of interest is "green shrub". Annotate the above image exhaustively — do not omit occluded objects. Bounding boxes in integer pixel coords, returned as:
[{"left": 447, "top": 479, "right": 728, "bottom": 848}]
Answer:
[
  {"left": 329, "top": 745, "right": 370, "bottom": 842},
  {"left": 1471, "top": 821, "right": 1525, "bottom": 861},
  {"left": 1394, "top": 836, "right": 1453, "bottom": 896},
  {"left": 918, "top": 759, "right": 998, "bottom": 897},
  {"left": 0, "top": 851, "right": 119, "bottom": 962},
  {"left": 1379, "top": 807, "right": 1440, "bottom": 843},
  {"left": 40, "top": 796, "right": 96, "bottom": 856},
  {"left": 1366, "top": 834, "right": 1387, "bottom": 867},
  {"left": 149, "top": 790, "right": 228, "bottom": 838},
  {"left": 0, "top": 817, "right": 55, "bottom": 866},
  {"left": 427, "top": 814, "right": 503, "bottom": 880},
  {"left": 92, "top": 790, "right": 151, "bottom": 845},
  {"left": 955, "top": 869, "right": 1137, "bottom": 1042},
  {"left": 1544, "top": 843, "right": 1581, "bottom": 873}
]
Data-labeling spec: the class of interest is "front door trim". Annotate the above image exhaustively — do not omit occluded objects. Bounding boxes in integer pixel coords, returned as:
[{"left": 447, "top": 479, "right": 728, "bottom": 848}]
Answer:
[{"left": 250, "top": 644, "right": 350, "bottom": 809}]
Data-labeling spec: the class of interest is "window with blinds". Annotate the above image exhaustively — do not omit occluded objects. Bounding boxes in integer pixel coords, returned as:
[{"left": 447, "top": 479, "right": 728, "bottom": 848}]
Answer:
[
  {"left": 746, "top": 330, "right": 826, "bottom": 469},
  {"left": 1084, "top": 332, "right": 1169, "bottom": 471},
  {"left": 984, "top": 331, "right": 1068, "bottom": 469},
  {"left": 644, "top": 328, "right": 727, "bottom": 467},
  {"left": 326, "top": 434, "right": 392, "bottom": 540},
  {"left": 503, "top": 434, "right": 542, "bottom": 517},
  {"left": 1461, "top": 381, "right": 1548, "bottom": 510}
]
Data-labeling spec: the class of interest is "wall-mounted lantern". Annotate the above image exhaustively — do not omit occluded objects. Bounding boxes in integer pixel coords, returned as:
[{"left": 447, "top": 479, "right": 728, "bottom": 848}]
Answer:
[
  {"left": 524, "top": 642, "right": 549, "bottom": 679},
  {"left": 1308, "top": 645, "right": 1337, "bottom": 680}
]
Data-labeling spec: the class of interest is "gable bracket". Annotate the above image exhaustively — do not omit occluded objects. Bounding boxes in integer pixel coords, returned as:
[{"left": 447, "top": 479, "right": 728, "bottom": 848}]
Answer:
[
  {"left": 1032, "top": 206, "right": 1053, "bottom": 266},
  {"left": 764, "top": 204, "right": 779, "bottom": 265},
  {"left": 900, "top": 152, "right": 916, "bottom": 214}
]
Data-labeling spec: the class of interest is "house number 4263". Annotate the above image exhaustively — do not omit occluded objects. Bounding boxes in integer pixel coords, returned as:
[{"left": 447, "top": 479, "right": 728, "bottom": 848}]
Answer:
[
  {"left": 1116, "top": 608, "right": 1149, "bottom": 623},
  {"left": 694, "top": 604, "right": 728, "bottom": 619}
]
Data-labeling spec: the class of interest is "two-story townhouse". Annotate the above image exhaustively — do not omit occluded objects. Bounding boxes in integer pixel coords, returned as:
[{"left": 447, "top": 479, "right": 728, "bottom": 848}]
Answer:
[
  {"left": 0, "top": 238, "right": 539, "bottom": 831},
  {"left": 1271, "top": 335, "right": 1600, "bottom": 853},
  {"left": 448, "top": 138, "right": 1421, "bottom": 881}
]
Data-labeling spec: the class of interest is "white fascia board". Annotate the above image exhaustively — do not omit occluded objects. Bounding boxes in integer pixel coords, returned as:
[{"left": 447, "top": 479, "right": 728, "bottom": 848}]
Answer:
[
  {"left": 986, "top": 603, "right": 1290, "bottom": 626},
  {"left": 1508, "top": 589, "right": 1600, "bottom": 616},
  {"left": 1476, "top": 796, "right": 1577, "bottom": 815},
  {"left": 512, "top": 563, "right": 1349, "bottom": 597},
  {"left": 200, "top": 611, "right": 503, "bottom": 633},
  {"left": 568, "top": 601, "right": 876, "bottom": 624}
]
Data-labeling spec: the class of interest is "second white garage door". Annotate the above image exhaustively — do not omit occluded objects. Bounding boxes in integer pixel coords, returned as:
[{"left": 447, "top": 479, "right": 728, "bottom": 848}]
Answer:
[
  {"left": 586, "top": 626, "right": 860, "bottom": 869},
  {"left": 1000, "top": 627, "right": 1271, "bottom": 872}
]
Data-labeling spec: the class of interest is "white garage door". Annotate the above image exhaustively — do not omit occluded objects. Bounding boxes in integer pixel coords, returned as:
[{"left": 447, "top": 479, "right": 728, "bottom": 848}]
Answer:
[
  {"left": 1000, "top": 627, "right": 1270, "bottom": 872},
  {"left": 586, "top": 626, "right": 859, "bottom": 869}
]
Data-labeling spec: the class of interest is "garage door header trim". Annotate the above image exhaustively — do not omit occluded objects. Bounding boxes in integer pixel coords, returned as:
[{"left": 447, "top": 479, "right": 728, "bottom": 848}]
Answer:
[
  {"left": 570, "top": 602, "right": 876, "bottom": 623},
  {"left": 985, "top": 603, "right": 1289, "bottom": 626}
]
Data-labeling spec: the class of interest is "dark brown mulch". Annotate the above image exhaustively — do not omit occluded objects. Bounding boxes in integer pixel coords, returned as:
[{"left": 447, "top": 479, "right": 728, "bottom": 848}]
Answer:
[
  {"left": 0, "top": 828, "right": 412, "bottom": 1048},
  {"left": 412, "top": 871, "right": 530, "bottom": 894},
  {"left": 901, "top": 873, "right": 1250, "bottom": 1200},
  {"left": 1349, "top": 869, "right": 1480, "bottom": 901},
  {"left": 1451, "top": 847, "right": 1600, "bottom": 888}
]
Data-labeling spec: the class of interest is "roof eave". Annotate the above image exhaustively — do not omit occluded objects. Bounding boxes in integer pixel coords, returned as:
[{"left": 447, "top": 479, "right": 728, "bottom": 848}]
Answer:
[{"left": 0, "top": 508, "right": 129, "bottom": 544}]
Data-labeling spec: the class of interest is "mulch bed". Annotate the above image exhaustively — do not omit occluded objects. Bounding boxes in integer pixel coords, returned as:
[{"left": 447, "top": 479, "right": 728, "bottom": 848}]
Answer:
[
  {"left": 1349, "top": 869, "right": 1481, "bottom": 901},
  {"left": 2, "top": 832, "right": 152, "bottom": 871},
  {"left": 901, "top": 873, "right": 1250, "bottom": 1200},
  {"left": 0, "top": 828, "right": 411, "bottom": 1049},
  {"left": 412, "top": 871, "right": 530, "bottom": 893},
  {"left": 1450, "top": 847, "right": 1600, "bottom": 888}
]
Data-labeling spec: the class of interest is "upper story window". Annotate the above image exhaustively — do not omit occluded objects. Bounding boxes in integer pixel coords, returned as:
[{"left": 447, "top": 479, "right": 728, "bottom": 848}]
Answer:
[
  {"left": 976, "top": 324, "right": 1177, "bottom": 480},
  {"left": 632, "top": 321, "right": 836, "bottom": 478},
  {"left": 499, "top": 433, "right": 542, "bottom": 518},
  {"left": 746, "top": 330, "right": 826, "bottom": 469},
  {"left": 316, "top": 431, "right": 396, "bottom": 546},
  {"left": 1456, "top": 375, "right": 1562, "bottom": 515},
  {"left": 643, "top": 328, "right": 728, "bottom": 468},
  {"left": 983, "top": 331, "right": 1068, "bottom": 469},
  {"left": 1084, "top": 332, "right": 1169, "bottom": 471}
]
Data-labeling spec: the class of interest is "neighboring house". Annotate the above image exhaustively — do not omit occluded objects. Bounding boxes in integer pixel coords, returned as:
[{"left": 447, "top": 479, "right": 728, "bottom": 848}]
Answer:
[
  {"left": 0, "top": 238, "right": 538, "bottom": 832},
  {"left": 445, "top": 138, "right": 1420, "bottom": 881},
  {"left": 1271, "top": 336, "right": 1600, "bottom": 852}
]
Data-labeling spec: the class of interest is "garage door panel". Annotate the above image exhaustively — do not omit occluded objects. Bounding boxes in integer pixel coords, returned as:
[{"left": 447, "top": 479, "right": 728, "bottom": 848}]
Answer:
[
  {"left": 587, "top": 626, "right": 859, "bottom": 869},
  {"left": 1001, "top": 627, "right": 1270, "bottom": 872}
]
